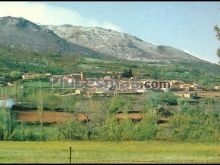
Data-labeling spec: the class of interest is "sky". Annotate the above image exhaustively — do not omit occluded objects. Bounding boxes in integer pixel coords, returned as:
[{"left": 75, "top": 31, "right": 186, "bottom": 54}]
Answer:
[{"left": 0, "top": 1, "right": 219, "bottom": 64}]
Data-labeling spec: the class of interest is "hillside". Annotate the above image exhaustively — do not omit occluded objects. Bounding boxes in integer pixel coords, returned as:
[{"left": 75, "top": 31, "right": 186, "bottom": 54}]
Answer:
[
  {"left": 0, "top": 16, "right": 102, "bottom": 57},
  {"left": 45, "top": 25, "right": 204, "bottom": 63},
  {"left": 0, "top": 16, "right": 220, "bottom": 83},
  {"left": 0, "top": 16, "right": 211, "bottom": 64}
]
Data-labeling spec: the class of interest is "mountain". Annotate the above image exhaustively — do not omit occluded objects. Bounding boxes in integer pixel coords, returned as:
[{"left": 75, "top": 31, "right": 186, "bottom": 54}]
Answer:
[
  {"left": 0, "top": 16, "right": 209, "bottom": 64},
  {"left": 0, "top": 16, "right": 102, "bottom": 57},
  {"left": 45, "top": 25, "right": 204, "bottom": 63}
]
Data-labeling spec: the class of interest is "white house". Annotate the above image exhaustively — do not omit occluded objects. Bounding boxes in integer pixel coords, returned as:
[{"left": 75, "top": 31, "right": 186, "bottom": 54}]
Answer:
[{"left": 0, "top": 97, "right": 14, "bottom": 109}]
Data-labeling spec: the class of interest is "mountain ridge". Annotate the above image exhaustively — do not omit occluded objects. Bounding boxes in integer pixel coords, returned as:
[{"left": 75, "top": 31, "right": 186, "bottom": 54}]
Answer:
[
  {"left": 45, "top": 24, "right": 205, "bottom": 63},
  {"left": 0, "top": 16, "right": 209, "bottom": 64},
  {"left": 0, "top": 16, "right": 103, "bottom": 57}
]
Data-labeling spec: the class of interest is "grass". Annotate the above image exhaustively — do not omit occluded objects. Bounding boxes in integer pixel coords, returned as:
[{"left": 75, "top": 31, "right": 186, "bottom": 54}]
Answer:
[
  {"left": 22, "top": 81, "right": 67, "bottom": 88},
  {"left": 0, "top": 141, "right": 220, "bottom": 163}
]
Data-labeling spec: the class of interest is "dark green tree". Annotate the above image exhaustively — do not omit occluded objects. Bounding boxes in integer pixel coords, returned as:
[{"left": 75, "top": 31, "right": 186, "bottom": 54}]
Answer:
[
  {"left": 214, "top": 25, "right": 220, "bottom": 61},
  {"left": 121, "top": 68, "right": 133, "bottom": 78}
]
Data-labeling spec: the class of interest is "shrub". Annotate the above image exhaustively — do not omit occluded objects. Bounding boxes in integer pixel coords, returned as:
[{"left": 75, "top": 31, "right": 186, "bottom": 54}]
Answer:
[
  {"left": 0, "top": 109, "right": 17, "bottom": 140},
  {"left": 57, "top": 120, "right": 87, "bottom": 140},
  {"left": 169, "top": 112, "right": 220, "bottom": 141},
  {"left": 101, "top": 110, "right": 158, "bottom": 141},
  {"left": 100, "top": 117, "right": 124, "bottom": 141},
  {"left": 9, "top": 126, "right": 45, "bottom": 141},
  {"left": 133, "top": 111, "right": 158, "bottom": 140},
  {"left": 108, "top": 96, "right": 127, "bottom": 114}
]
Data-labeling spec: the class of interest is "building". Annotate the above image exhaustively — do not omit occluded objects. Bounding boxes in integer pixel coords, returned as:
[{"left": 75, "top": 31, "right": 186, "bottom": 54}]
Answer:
[
  {"left": 50, "top": 75, "right": 62, "bottom": 83},
  {"left": 193, "top": 83, "right": 204, "bottom": 91},
  {"left": 75, "top": 89, "right": 81, "bottom": 95},
  {"left": 170, "top": 80, "right": 183, "bottom": 91},
  {"left": 86, "top": 87, "right": 97, "bottom": 96},
  {"left": 71, "top": 72, "right": 85, "bottom": 81},
  {"left": 179, "top": 83, "right": 195, "bottom": 91},
  {"left": 22, "top": 73, "right": 47, "bottom": 80},
  {"left": 50, "top": 75, "right": 77, "bottom": 88},
  {"left": 174, "top": 92, "right": 198, "bottom": 99},
  {"left": 161, "top": 88, "right": 170, "bottom": 93},
  {"left": 214, "top": 86, "right": 220, "bottom": 91},
  {"left": 0, "top": 97, "right": 14, "bottom": 109}
]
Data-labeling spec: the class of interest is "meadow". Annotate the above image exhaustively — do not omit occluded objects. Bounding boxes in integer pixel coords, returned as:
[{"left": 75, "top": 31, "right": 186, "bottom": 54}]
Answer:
[{"left": 0, "top": 141, "right": 220, "bottom": 163}]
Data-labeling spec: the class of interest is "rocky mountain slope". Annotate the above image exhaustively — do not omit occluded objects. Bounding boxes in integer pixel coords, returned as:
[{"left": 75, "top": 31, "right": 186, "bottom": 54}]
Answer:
[
  {"left": 0, "top": 16, "right": 101, "bottom": 57},
  {"left": 0, "top": 16, "right": 207, "bottom": 63},
  {"left": 45, "top": 25, "right": 203, "bottom": 63}
]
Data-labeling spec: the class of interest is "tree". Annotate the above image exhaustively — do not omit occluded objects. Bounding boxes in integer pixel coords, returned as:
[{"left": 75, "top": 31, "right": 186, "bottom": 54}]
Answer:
[
  {"left": 57, "top": 121, "right": 87, "bottom": 140},
  {"left": 214, "top": 25, "right": 220, "bottom": 61},
  {"left": 10, "top": 70, "right": 21, "bottom": 80},
  {"left": 121, "top": 68, "right": 133, "bottom": 78},
  {"left": 128, "top": 68, "right": 133, "bottom": 77},
  {"left": 108, "top": 95, "right": 126, "bottom": 114},
  {"left": 0, "top": 108, "right": 16, "bottom": 140},
  {"left": 28, "top": 82, "right": 47, "bottom": 139}
]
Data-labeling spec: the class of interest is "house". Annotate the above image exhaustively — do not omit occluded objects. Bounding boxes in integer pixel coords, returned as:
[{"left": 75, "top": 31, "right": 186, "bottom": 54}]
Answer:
[
  {"left": 174, "top": 92, "right": 198, "bottom": 99},
  {"left": 170, "top": 80, "right": 183, "bottom": 91},
  {"left": 50, "top": 75, "right": 63, "bottom": 83},
  {"left": 22, "top": 73, "right": 32, "bottom": 79},
  {"left": 183, "top": 93, "right": 197, "bottom": 99},
  {"left": 50, "top": 75, "right": 77, "bottom": 88},
  {"left": 136, "top": 89, "right": 146, "bottom": 93},
  {"left": 86, "top": 87, "right": 97, "bottom": 96},
  {"left": 0, "top": 97, "right": 14, "bottom": 109},
  {"left": 161, "top": 88, "right": 170, "bottom": 93},
  {"left": 75, "top": 89, "right": 81, "bottom": 95},
  {"left": 179, "top": 83, "right": 195, "bottom": 91},
  {"left": 103, "top": 76, "right": 111, "bottom": 81},
  {"left": 7, "top": 82, "right": 15, "bottom": 87},
  {"left": 214, "top": 86, "right": 220, "bottom": 91},
  {"left": 71, "top": 72, "right": 85, "bottom": 81},
  {"left": 194, "top": 83, "right": 204, "bottom": 91},
  {"left": 63, "top": 76, "right": 76, "bottom": 87},
  {"left": 45, "top": 73, "right": 51, "bottom": 76},
  {"left": 22, "top": 73, "right": 43, "bottom": 80}
]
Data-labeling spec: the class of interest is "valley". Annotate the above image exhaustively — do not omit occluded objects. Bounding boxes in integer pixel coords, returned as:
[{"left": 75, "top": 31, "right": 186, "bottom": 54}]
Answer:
[{"left": 0, "top": 15, "right": 220, "bottom": 163}]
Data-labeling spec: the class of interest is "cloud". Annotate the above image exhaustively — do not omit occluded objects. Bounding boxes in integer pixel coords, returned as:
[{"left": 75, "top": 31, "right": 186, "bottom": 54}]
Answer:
[{"left": 0, "top": 2, "right": 122, "bottom": 32}]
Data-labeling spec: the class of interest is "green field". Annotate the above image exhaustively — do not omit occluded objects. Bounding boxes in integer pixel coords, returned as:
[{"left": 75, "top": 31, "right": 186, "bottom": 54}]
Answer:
[{"left": 0, "top": 141, "right": 220, "bottom": 163}]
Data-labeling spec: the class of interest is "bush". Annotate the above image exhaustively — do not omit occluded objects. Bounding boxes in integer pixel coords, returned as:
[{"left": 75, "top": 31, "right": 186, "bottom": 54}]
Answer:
[
  {"left": 133, "top": 111, "right": 158, "bottom": 140},
  {"left": 9, "top": 126, "right": 46, "bottom": 141},
  {"left": 10, "top": 70, "right": 21, "bottom": 80},
  {"left": 169, "top": 112, "right": 220, "bottom": 141},
  {"left": 108, "top": 96, "right": 127, "bottom": 114},
  {"left": 0, "top": 109, "right": 17, "bottom": 140},
  {"left": 100, "top": 117, "right": 124, "bottom": 141},
  {"left": 57, "top": 121, "right": 87, "bottom": 140},
  {"left": 101, "top": 110, "right": 158, "bottom": 141}
]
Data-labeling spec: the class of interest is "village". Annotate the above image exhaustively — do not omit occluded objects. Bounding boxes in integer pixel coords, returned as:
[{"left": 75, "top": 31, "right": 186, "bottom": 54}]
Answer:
[
  {"left": 0, "top": 71, "right": 220, "bottom": 124},
  {"left": 1, "top": 71, "right": 220, "bottom": 101},
  {"left": 20, "top": 72, "right": 220, "bottom": 98}
]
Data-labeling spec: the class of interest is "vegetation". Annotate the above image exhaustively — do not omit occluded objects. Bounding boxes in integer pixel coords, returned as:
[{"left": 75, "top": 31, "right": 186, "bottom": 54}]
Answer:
[
  {"left": 214, "top": 25, "right": 220, "bottom": 60},
  {"left": 0, "top": 18, "right": 220, "bottom": 164},
  {"left": 121, "top": 68, "right": 133, "bottom": 78},
  {"left": 0, "top": 89, "right": 219, "bottom": 142},
  {"left": 0, "top": 141, "right": 220, "bottom": 163},
  {"left": 0, "top": 40, "right": 220, "bottom": 163},
  {"left": 1, "top": 46, "right": 220, "bottom": 86},
  {"left": 0, "top": 108, "right": 17, "bottom": 140}
]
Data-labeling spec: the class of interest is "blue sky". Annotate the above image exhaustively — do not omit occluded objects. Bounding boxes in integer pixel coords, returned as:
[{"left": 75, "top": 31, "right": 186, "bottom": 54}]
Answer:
[{"left": 0, "top": 2, "right": 219, "bottom": 63}]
